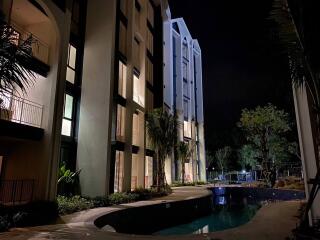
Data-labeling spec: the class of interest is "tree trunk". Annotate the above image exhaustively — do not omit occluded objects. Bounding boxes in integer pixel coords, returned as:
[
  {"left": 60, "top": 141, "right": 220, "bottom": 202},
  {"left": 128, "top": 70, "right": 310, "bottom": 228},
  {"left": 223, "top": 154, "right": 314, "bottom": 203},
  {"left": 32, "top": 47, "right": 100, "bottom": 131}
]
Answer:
[{"left": 181, "top": 159, "right": 185, "bottom": 185}]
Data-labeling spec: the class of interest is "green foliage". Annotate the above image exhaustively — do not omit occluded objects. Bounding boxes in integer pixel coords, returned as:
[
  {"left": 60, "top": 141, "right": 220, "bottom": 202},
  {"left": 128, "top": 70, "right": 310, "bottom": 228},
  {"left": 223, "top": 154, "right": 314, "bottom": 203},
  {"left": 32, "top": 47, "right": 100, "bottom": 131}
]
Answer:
[
  {"left": 0, "top": 10, "right": 35, "bottom": 95},
  {"left": 108, "top": 192, "right": 140, "bottom": 205},
  {"left": 215, "top": 146, "right": 232, "bottom": 175},
  {"left": 57, "top": 195, "right": 94, "bottom": 215},
  {"left": 171, "top": 181, "right": 206, "bottom": 187},
  {"left": 177, "top": 141, "right": 195, "bottom": 184},
  {"left": 238, "top": 145, "right": 258, "bottom": 170},
  {"left": 57, "top": 165, "right": 81, "bottom": 196},
  {"left": 238, "top": 104, "right": 293, "bottom": 186},
  {"left": 146, "top": 108, "right": 178, "bottom": 190}
]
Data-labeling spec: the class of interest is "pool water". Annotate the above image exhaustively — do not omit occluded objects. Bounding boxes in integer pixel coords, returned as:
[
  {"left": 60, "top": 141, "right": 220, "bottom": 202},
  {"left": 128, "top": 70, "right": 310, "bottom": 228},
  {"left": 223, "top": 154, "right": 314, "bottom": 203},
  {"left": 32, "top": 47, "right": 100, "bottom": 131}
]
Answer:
[{"left": 154, "top": 189, "right": 261, "bottom": 235}]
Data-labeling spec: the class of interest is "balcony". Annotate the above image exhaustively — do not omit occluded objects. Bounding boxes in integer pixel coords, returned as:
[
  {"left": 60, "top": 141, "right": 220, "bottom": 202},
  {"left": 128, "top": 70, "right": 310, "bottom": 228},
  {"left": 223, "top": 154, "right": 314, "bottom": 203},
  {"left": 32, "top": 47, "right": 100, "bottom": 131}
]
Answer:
[{"left": 0, "top": 93, "right": 44, "bottom": 140}]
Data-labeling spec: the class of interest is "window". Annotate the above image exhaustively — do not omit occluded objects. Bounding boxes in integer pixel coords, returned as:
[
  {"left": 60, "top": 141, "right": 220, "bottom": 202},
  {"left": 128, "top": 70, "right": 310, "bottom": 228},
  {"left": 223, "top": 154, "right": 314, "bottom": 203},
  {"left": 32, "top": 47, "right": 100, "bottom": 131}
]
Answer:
[
  {"left": 114, "top": 151, "right": 124, "bottom": 192},
  {"left": 133, "top": 38, "right": 140, "bottom": 70},
  {"left": 62, "top": 94, "right": 74, "bottom": 136},
  {"left": 66, "top": 44, "right": 77, "bottom": 84},
  {"left": 135, "top": 0, "right": 141, "bottom": 31},
  {"left": 131, "top": 154, "right": 139, "bottom": 190},
  {"left": 183, "top": 81, "right": 189, "bottom": 98},
  {"left": 183, "top": 62, "right": 188, "bottom": 81},
  {"left": 146, "top": 89, "right": 153, "bottom": 112},
  {"left": 146, "top": 29, "right": 153, "bottom": 55},
  {"left": 116, "top": 105, "right": 126, "bottom": 141},
  {"left": 132, "top": 112, "right": 140, "bottom": 146},
  {"left": 0, "top": 156, "right": 3, "bottom": 178},
  {"left": 184, "top": 120, "right": 192, "bottom": 139},
  {"left": 120, "top": 0, "right": 128, "bottom": 16},
  {"left": 183, "top": 99, "right": 189, "bottom": 120},
  {"left": 146, "top": 57, "right": 153, "bottom": 85},
  {"left": 118, "top": 61, "right": 127, "bottom": 98},
  {"left": 147, "top": 1, "right": 154, "bottom": 27},
  {"left": 183, "top": 43, "right": 188, "bottom": 59},
  {"left": 119, "top": 22, "right": 127, "bottom": 56},
  {"left": 145, "top": 156, "right": 153, "bottom": 188},
  {"left": 133, "top": 74, "right": 144, "bottom": 107}
]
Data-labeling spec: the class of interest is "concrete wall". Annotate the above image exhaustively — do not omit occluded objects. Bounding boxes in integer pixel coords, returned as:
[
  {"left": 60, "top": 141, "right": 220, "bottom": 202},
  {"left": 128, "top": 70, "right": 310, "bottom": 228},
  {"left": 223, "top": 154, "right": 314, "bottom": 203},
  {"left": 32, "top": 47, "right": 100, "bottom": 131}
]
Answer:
[
  {"left": 77, "top": 0, "right": 117, "bottom": 197},
  {"left": 293, "top": 85, "right": 320, "bottom": 224},
  {"left": 0, "top": 0, "right": 71, "bottom": 201}
]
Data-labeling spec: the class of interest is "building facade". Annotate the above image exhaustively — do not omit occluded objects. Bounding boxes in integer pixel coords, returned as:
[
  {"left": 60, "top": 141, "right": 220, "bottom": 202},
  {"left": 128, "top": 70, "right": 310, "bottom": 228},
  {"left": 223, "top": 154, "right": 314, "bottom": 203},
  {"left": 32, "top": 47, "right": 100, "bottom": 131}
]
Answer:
[
  {"left": 163, "top": 18, "right": 206, "bottom": 184},
  {"left": 0, "top": 0, "right": 171, "bottom": 203}
]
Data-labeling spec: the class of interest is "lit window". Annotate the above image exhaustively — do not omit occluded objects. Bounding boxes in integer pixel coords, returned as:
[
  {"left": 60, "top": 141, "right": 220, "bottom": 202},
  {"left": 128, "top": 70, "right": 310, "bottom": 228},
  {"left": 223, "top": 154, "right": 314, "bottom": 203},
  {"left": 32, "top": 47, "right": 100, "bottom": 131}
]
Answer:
[
  {"left": 118, "top": 61, "right": 127, "bottom": 98},
  {"left": 131, "top": 154, "right": 139, "bottom": 190},
  {"left": 145, "top": 156, "right": 153, "bottom": 188},
  {"left": 132, "top": 112, "right": 140, "bottom": 146},
  {"left": 66, "top": 44, "right": 77, "bottom": 84},
  {"left": 133, "top": 74, "right": 144, "bottom": 107},
  {"left": 116, "top": 105, "right": 126, "bottom": 141},
  {"left": 114, "top": 151, "right": 124, "bottom": 192},
  {"left": 184, "top": 120, "right": 192, "bottom": 139},
  {"left": 61, "top": 94, "right": 74, "bottom": 136}
]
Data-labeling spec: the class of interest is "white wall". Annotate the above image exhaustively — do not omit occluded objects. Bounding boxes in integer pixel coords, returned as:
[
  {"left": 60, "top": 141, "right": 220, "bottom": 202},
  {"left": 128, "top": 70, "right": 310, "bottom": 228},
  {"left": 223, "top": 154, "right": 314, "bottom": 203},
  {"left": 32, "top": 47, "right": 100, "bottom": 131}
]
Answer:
[{"left": 77, "top": 0, "right": 117, "bottom": 197}]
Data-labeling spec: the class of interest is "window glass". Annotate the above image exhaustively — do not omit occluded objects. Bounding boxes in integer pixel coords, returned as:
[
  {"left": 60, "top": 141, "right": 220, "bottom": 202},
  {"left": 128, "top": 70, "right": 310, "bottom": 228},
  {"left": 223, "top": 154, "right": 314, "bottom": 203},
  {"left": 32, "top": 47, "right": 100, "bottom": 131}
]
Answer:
[
  {"left": 145, "top": 156, "right": 153, "bottom": 188},
  {"left": 64, "top": 94, "right": 73, "bottom": 119},
  {"left": 146, "top": 58, "right": 153, "bottom": 85},
  {"left": 133, "top": 38, "right": 140, "bottom": 70},
  {"left": 119, "top": 22, "right": 127, "bottom": 56},
  {"left": 62, "top": 119, "right": 72, "bottom": 136},
  {"left": 114, "top": 151, "right": 124, "bottom": 192},
  {"left": 184, "top": 120, "right": 192, "bottom": 138},
  {"left": 147, "top": 1, "right": 154, "bottom": 27},
  {"left": 184, "top": 100, "right": 189, "bottom": 120},
  {"left": 133, "top": 74, "right": 144, "bottom": 107},
  {"left": 118, "top": 61, "right": 127, "bottom": 98},
  {"left": 183, "top": 62, "right": 188, "bottom": 80},
  {"left": 116, "top": 105, "right": 126, "bottom": 141},
  {"left": 132, "top": 113, "right": 139, "bottom": 146},
  {"left": 69, "top": 45, "right": 77, "bottom": 69},
  {"left": 147, "top": 29, "right": 153, "bottom": 55}
]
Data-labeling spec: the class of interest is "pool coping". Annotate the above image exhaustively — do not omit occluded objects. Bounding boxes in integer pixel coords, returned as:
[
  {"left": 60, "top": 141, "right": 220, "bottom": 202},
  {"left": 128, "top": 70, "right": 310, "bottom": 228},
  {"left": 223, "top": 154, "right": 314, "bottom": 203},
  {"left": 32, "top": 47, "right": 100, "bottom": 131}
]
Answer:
[{"left": 0, "top": 186, "right": 305, "bottom": 240}]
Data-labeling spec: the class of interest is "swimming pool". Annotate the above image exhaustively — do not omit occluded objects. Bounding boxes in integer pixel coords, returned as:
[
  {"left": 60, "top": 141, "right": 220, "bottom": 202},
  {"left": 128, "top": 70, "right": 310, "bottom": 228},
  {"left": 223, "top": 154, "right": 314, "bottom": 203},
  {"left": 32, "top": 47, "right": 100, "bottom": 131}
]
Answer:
[{"left": 154, "top": 188, "right": 261, "bottom": 235}]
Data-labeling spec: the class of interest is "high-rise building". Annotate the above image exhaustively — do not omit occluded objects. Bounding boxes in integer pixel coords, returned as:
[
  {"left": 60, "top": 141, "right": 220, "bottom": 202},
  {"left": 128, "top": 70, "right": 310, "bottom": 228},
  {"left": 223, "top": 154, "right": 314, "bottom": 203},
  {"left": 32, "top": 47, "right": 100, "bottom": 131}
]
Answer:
[{"left": 163, "top": 18, "right": 206, "bottom": 184}]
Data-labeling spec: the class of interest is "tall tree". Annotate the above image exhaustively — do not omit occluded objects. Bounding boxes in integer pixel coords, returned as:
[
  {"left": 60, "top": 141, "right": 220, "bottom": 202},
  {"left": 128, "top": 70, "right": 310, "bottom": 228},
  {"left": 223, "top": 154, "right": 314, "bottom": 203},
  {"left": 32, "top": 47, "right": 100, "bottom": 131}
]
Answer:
[
  {"left": 270, "top": 0, "right": 320, "bottom": 228},
  {"left": 0, "top": 10, "right": 35, "bottom": 96},
  {"left": 238, "top": 144, "right": 258, "bottom": 170},
  {"left": 238, "top": 104, "right": 292, "bottom": 186},
  {"left": 215, "top": 146, "right": 232, "bottom": 177},
  {"left": 177, "top": 141, "right": 195, "bottom": 184},
  {"left": 146, "top": 108, "right": 178, "bottom": 191}
]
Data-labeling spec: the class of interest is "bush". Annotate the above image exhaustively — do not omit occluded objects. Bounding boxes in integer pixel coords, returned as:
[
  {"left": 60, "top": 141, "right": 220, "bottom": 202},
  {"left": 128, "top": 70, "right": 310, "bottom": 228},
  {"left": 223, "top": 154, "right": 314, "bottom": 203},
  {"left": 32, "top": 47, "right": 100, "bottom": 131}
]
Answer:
[
  {"left": 57, "top": 195, "right": 94, "bottom": 215},
  {"left": 108, "top": 192, "right": 139, "bottom": 205},
  {"left": 92, "top": 196, "right": 110, "bottom": 208},
  {"left": 0, "top": 215, "right": 11, "bottom": 232},
  {"left": 170, "top": 181, "right": 206, "bottom": 187}
]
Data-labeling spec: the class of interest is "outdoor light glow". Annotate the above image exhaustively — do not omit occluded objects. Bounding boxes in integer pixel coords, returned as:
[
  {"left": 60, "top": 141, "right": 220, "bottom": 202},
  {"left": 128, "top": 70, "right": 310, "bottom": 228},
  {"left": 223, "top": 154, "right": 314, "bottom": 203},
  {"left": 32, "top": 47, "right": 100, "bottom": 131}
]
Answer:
[{"left": 242, "top": 170, "right": 246, "bottom": 174}]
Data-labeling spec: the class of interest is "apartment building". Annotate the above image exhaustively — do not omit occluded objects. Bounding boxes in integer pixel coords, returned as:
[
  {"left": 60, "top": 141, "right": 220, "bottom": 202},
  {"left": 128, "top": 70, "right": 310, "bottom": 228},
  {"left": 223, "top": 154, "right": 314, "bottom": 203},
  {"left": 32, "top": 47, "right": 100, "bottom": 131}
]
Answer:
[
  {"left": 163, "top": 18, "right": 206, "bottom": 184},
  {"left": 0, "top": 0, "right": 170, "bottom": 203}
]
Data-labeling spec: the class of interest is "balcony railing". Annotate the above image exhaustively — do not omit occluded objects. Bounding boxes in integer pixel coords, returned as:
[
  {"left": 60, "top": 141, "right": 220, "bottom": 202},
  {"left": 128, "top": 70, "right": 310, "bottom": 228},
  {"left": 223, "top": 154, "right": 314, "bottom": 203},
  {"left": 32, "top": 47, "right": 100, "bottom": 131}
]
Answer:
[
  {"left": 0, "top": 93, "right": 43, "bottom": 128},
  {"left": 0, "top": 179, "right": 35, "bottom": 206},
  {"left": 11, "top": 21, "right": 50, "bottom": 65}
]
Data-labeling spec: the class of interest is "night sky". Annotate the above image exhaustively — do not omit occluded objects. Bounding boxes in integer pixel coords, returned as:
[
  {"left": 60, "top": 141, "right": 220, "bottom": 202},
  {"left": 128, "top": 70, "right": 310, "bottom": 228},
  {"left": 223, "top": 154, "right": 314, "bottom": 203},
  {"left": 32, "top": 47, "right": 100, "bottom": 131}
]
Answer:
[{"left": 169, "top": 0, "right": 296, "bottom": 152}]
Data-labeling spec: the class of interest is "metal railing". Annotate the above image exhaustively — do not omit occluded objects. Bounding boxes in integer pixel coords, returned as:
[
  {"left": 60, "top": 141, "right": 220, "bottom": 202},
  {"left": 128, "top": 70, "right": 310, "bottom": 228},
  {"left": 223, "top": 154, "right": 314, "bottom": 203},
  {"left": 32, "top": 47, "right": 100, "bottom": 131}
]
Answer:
[
  {"left": 11, "top": 21, "right": 50, "bottom": 65},
  {"left": 0, "top": 93, "right": 43, "bottom": 128},
  {"left": 0, "top": 179, "right": 35, "bottom": 205}
]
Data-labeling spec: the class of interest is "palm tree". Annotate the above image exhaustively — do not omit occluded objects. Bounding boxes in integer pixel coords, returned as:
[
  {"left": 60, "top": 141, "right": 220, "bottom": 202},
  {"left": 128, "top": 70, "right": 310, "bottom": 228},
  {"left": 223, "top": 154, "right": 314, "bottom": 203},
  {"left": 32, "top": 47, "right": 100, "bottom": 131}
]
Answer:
[
  {"left": 0, "top": 10, "right": 35, "bottom": 97},
  {"left": 177, "top": 141, "right": 195, "bottom": 185},
  {"left": 270, "top": 0, "right": 320, "bottom": 228},
  {"left": 146, "top": 108, "right": 178, "bottom": 191}
]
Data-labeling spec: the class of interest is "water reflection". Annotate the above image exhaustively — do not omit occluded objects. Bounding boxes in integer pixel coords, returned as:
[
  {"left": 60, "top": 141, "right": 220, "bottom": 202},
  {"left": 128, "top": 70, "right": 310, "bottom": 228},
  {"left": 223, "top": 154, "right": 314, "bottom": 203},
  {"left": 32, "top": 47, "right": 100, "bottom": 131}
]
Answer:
[{"left": 155, "top": 188, "right": 260, "bottom": 236}]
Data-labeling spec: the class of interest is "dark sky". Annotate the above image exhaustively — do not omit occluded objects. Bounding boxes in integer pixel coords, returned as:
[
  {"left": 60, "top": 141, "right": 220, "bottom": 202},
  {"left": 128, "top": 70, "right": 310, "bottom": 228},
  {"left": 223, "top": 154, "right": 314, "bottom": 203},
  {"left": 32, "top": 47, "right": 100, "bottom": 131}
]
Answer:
[{"left": 169, "top": 0, "right": 295, "bottom": 152}]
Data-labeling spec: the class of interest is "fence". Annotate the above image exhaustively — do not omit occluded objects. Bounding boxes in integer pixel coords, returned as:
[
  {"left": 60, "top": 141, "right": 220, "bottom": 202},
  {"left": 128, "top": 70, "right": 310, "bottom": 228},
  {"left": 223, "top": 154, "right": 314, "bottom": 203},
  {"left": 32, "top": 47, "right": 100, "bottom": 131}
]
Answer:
[
  {"left": 0, "top": 93, "right": 43, "bottom": 128},
  {"left": 0, "top": 179, "right": 35, "bottom": 205}
]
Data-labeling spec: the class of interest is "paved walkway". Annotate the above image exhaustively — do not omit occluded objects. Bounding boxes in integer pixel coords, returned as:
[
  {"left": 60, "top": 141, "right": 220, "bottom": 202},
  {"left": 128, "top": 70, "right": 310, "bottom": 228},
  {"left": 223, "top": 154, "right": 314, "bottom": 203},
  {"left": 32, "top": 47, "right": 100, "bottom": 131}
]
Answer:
[{"left": 0, "top": 186, "right": 302, "bottom": 240}]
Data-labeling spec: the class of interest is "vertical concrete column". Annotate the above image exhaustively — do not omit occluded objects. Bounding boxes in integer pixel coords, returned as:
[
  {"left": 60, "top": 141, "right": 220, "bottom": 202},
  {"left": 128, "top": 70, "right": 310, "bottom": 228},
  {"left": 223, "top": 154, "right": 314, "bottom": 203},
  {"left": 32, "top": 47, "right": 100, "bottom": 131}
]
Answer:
[
  {"left": 198, "top": 123, "right": 206, "bottom": 182},
  {"left": 293, "top": 85, "right": 320, "bottom": 225},
  {"left": 77, "top": 0, "right": 117, "bottom": 197}
]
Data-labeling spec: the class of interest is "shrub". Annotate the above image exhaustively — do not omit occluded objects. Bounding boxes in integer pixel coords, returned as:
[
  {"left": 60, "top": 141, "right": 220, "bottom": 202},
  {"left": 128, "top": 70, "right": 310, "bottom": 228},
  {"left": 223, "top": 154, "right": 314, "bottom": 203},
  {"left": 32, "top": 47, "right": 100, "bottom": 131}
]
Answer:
[
  {"left": 92, "top": 196, "right": 110, "bottom": 208},
  {"left": 0, "top": 215, "right": 11, "bottom": 232},
  {"left": 108, "top": 192, "right": 139, "bottom": 205},
  {"left": 57, "top": 195, "right": 94, "bottom": 215}
]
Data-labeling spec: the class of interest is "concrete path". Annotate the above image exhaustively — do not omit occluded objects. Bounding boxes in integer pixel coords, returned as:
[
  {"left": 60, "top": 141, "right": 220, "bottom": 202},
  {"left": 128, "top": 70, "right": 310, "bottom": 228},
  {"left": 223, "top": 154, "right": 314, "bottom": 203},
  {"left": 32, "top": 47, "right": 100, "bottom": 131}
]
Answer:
[{"left": 0, "top": 186, "right": 302, "bottom": 240}]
